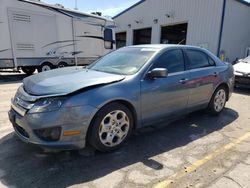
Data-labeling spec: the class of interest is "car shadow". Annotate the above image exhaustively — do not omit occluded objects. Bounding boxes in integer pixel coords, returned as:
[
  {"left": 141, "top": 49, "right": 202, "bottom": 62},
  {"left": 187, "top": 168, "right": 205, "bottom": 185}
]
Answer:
[
  {"left": 0, "top": 108, "right": 238, "bottom": 188},
  {"left": 0, "top": 73, "right": 29, "bottom": 85}
]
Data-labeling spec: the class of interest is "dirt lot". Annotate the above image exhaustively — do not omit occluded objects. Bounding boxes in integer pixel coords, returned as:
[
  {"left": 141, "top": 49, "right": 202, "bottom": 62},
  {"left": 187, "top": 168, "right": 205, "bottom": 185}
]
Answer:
[{"left": 0, "top": 73, "right": 250, "bottom": 188}]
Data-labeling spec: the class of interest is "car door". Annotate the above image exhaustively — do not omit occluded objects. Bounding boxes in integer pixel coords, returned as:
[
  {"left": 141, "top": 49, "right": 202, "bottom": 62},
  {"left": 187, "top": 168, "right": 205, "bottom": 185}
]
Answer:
[
  {"left": 184, "top": 49, "right": 218, "bottom": 112},
  {"left": 140, "top": 49, "right": 190, "bottom": 126}
]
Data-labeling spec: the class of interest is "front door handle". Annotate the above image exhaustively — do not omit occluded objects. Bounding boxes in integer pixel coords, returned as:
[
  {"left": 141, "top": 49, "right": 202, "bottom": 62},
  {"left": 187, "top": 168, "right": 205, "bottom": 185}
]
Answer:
[{"left": 179, "top": 78, "right": 189, "bottom": 84}]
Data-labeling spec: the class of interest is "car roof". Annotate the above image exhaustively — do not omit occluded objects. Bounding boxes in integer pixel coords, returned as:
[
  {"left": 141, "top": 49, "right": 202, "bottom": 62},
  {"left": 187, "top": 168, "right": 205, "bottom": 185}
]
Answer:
[{"left": 127, "top": 44, "right": 203, "bottom": 50}]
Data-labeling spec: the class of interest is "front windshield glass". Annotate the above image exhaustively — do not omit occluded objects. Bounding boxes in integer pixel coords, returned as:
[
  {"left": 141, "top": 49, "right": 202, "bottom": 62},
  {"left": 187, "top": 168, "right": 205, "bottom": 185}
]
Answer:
[
  {"left": 88, "top": 47, "right": 157, "bottom": 75},
  {"left": 243, "top": 56, "right": 250, "bottom": 63}
]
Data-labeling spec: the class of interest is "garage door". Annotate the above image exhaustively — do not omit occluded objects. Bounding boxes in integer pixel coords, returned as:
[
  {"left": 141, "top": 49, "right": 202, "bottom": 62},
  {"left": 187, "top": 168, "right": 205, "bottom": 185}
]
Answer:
[
  {"left": 116, "top": 32, "right": 127, "bottom": 49},
  {"left": 133, "top": 28, "right": 152, "bottom": 45},
  {"left": 161, "top": 23, "right": 188, "bottom": 45}
]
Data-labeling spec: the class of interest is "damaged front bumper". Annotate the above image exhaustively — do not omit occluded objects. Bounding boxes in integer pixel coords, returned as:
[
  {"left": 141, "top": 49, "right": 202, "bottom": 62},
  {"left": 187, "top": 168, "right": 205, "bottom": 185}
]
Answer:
[{"left": 8, "top": 85, "right": 98, "bottom": 150}]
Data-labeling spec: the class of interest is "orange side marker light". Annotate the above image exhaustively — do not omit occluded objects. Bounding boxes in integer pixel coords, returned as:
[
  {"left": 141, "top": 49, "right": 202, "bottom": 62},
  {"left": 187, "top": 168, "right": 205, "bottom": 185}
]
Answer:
[{"left": 63, "top": 131, "right": 81, "bottom": 136}]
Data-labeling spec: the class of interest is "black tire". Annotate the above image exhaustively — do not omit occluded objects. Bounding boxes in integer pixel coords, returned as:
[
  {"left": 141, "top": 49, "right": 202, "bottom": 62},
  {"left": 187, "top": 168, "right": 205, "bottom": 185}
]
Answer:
[
  {"left": 207, "top": 86, "right": 228, "bottom": 115},
  {"left": 37, "top": 63, "right": 54, "bottom": 73},
  {"left": 21, "top": 67, "right": 36, "bottom": 75},
  {"left": 58, "top": 62, "right": 68, "bottom": 68},
  {"left": 88, "top": 102, "right": 134, "bottom": 152}
]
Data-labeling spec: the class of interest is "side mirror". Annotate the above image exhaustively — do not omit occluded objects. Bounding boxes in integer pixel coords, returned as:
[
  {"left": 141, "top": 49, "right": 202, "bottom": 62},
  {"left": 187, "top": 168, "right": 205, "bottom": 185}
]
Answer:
[
  {"left": 148, "top": 68, "right": 168, "bottom": 79},
  {"left": 104, "top": 28, "right": 114, "bottom": 49}
]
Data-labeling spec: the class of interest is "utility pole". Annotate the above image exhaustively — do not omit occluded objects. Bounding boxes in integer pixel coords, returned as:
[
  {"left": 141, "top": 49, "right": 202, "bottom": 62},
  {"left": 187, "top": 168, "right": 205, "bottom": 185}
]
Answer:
[{"left": 74, "top": 0, "right": 78, "bottom": 10}]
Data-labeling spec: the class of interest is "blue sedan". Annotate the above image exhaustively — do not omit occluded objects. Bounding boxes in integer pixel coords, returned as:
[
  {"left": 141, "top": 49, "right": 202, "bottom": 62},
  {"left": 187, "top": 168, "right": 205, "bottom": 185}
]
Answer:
[{"left": 9, "top": 45, "right": 234, "bottom": 152}]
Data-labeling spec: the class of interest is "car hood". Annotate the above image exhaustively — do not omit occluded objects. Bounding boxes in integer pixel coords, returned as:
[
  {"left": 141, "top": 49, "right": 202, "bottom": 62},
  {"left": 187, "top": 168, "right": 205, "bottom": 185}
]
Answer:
[
  {"left": 23, "top": 67, "right": 125, "bottom": 96},
  {"left": 233, "top": 62, "right": 250, "bottom": 74}
]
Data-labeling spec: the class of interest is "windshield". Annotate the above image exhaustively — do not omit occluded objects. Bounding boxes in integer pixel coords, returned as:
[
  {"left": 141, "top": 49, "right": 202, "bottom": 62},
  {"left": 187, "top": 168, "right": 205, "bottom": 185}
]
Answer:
[
  {"left": 243, "top": 56, "right": 250, "bottom": 63},
  {"left": 88, "top": 47, "right": 157, "bottom": 75}
]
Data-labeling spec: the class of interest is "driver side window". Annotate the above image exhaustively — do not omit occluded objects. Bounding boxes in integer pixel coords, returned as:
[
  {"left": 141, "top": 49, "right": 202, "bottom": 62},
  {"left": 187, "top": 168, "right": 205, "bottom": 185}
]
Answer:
[{"left": 152, "top": 49, "right": 185, "bottom": 74}]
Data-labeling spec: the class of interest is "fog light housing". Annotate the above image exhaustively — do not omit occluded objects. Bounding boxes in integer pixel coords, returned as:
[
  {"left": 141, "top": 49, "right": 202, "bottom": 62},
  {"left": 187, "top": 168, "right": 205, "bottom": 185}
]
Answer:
[{"left": 35, "top": 127, "right": 62, "bottom": 141}]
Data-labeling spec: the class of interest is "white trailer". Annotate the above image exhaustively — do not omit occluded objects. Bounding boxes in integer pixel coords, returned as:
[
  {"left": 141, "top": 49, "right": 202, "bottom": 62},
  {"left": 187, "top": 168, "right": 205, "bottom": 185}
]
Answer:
[{"left": 0, "top": 0, "right": 116, "bottom": 75}]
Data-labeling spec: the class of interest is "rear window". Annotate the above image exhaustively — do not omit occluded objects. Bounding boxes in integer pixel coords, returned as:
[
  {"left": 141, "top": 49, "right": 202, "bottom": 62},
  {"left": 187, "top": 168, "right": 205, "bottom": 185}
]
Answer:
[
  {"left": 185, "top": 50, "right": 213, "bottom": 70},
  {"left": 208, "top": 57, "right": 216, "bottom": 66}
]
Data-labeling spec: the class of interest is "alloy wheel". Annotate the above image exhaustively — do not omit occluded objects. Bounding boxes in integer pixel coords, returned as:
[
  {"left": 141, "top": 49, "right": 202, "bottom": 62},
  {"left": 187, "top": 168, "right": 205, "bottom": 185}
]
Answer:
[
  {"left": 99, "top": 110, "right": 130, "bottom": 147},
  {"left": 214, "top": 89, "right": 226, "bottom": 112}
]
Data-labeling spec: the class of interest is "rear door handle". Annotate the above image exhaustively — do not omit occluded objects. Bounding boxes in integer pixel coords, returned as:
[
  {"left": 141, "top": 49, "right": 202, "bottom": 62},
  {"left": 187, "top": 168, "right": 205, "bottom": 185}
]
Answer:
[{"left": 179, "top": 78, "right": 189, "bottom": 84}]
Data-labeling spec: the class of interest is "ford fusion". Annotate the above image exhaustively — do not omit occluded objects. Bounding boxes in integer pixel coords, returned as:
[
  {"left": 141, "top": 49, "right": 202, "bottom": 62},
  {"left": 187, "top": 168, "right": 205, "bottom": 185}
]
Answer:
[{"left": 9, "top": 45, "right": 234, "bottom": 152}]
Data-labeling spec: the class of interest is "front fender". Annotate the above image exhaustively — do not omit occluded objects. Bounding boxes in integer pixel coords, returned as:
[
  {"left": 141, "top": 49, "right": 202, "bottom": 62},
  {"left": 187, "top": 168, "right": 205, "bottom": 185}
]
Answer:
[{"left": 63, "top": 79, "right": 141, "bottom": 127}]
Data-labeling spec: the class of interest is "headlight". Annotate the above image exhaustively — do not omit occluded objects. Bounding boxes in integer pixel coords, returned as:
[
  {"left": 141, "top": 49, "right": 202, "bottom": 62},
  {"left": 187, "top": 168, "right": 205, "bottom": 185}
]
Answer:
[{"left": 28, "top": 98, "right": 65, "bottom": 114}]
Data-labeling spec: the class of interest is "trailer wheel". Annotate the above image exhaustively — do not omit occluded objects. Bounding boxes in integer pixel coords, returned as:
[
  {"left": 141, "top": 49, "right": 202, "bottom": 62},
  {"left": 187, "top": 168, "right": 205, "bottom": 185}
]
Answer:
[
  {"left": 38, "top": 63, "right": 54, "bottom": 72},
  {"left": 58, "top": 62, "right": 68, "bottom": 68},
  {"left": 21, "top": 67, "right": 36, "bottom": 75}
]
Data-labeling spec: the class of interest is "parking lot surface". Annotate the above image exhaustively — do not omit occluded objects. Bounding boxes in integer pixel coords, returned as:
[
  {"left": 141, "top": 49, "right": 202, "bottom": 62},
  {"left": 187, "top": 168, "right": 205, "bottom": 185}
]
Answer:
[{"left": 0, "top": 73, "right": 250, "bottom": 188}]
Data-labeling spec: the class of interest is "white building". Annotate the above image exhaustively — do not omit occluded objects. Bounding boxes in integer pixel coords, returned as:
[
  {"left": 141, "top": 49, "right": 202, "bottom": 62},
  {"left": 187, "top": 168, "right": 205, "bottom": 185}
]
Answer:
[{"left": 113, "top": 0, "right": 250, "bottom": 62}]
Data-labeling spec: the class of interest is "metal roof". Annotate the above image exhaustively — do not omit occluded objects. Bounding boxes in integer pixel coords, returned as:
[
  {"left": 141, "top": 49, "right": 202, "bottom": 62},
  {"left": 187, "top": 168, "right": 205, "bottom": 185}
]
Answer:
[
  {"left": 113, "top": 0, "right": 250, "bottom": 19},
  {"left": 113, "top": 0, "right": 145, "bottom": 19}
]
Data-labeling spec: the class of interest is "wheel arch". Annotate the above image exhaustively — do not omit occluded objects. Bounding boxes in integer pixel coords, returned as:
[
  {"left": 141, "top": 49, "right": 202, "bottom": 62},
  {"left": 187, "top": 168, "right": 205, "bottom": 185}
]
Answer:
[
  {"left": 39, "top": 60, "right": 54, "bottom": 67},
  {"left": 111, "top": 100, "right": 138, "bottom": 128},
  {"left": 57, "top": 61, "right": 69, "bottom": 67},
  {"left": 214, "top": 82, "right": 230, "bottom": 101},
  {"left": 85, "top": 99, "right": 138, "bottom": 146},
  {"left": 58, "top": 61, "right": 68, "bottom": 64}
]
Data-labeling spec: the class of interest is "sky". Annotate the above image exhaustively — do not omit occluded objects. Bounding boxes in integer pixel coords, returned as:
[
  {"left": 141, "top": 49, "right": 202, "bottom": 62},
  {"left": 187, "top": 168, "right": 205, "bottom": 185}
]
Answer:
[
  {"left": 43, "top": 0, "right": 250, "bottom": 17},
  {"left": 43, "top": 0, "right": 140, "bottom": 17}
]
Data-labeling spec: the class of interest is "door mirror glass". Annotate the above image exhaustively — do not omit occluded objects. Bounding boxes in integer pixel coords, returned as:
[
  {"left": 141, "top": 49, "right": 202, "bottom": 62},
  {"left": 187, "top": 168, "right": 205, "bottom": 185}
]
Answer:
[
  {"left": 104, "top": 28, "right": 113, "bottom": 42},
  {"left": 148, "top": 68, "right": 168, "bottom": 78}
]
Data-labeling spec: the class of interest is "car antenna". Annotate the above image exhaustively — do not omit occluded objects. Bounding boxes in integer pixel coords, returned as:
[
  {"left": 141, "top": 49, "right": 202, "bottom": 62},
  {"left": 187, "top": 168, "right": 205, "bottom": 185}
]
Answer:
[{"left": 178, "top": 39, "right": 185, "bottom": 45}]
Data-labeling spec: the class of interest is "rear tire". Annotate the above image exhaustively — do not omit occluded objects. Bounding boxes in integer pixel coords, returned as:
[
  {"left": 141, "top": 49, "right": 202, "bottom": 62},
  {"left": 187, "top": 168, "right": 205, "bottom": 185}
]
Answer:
[
  {"left": 88, "top": 103, "right": 134, "bottom": 152},
  {"left": 38, "top": 63, "right": 54, "bottom": 73},
  {"left": 21, "top": 67, "right": 36, "bottom": 75},
  {"left": 207, "top": 86, "right": 227, "bottom": 115}
]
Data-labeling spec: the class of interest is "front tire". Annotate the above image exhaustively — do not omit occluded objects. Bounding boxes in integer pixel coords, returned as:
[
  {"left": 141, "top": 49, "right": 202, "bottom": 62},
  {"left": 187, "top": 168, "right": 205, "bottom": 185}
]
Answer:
[
  {"left": 88, "top": 103, "right": 134, "bottom": 152},
  {"left": 208, "top": 86, "right": 227, "bottom": 115}
]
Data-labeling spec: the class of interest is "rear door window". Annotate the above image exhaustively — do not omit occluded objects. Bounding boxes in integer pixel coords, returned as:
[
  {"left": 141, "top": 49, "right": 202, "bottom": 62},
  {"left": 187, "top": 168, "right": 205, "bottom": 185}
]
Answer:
[
  {"left": 185, "top": 50, "right": 211, "bottom": 70},
  {"left": 208, "top": 57, "right": 216, "bottom": 66}
]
